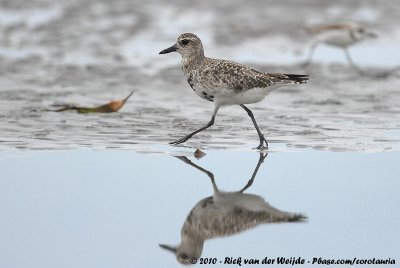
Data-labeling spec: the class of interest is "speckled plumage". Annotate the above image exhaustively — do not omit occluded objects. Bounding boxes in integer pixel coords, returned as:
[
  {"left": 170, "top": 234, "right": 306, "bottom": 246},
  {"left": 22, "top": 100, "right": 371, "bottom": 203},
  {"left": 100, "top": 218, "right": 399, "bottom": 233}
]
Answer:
[
  {"left": 175, "top": 33, "right": 308, "bottom": 106},
  {"left": 183, "top": 195, "right": 304, "bottom": 240},
  {"left": 187, "top": 58, "right": 308, "bottom": 105},
  {"left": 159, "top": 33, "right": 308, "bottom": 149},
  {"left": 160, "top": 154, "right": 306, "bottom": 265}
]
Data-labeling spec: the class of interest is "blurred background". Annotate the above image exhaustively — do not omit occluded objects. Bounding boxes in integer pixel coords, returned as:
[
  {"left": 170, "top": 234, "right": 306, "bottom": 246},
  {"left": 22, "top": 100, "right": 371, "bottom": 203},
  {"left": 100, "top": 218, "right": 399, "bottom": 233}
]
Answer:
[
  {"left": 0, "top": 0, "right": 399, "bottom": 151},
  {"left": 1, "top": 0, "right": 400, "bottom": 67}
]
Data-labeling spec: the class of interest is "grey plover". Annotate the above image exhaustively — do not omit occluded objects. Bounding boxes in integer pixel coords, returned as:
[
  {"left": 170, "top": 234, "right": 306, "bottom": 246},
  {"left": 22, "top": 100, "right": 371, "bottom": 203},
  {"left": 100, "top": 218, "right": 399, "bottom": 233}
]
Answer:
[
  {"left": 160, "top": 153, "right": 306, "bottom": 265},
  {"left": 303, "top": 22, "right": 378, "bottom": 73},
  {"left": 159, "top": 33, "right": 308, "bottom": 149}
]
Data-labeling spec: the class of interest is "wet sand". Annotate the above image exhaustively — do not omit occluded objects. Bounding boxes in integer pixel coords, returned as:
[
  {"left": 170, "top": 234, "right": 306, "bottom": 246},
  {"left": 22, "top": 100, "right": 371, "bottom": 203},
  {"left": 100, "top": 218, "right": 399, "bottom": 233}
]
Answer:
[
  {"left": 0, "top": 0, "right": 400, "bottom": 152},
  {"left": 0, "top": 60, "right": 399, "bottom": 152}
]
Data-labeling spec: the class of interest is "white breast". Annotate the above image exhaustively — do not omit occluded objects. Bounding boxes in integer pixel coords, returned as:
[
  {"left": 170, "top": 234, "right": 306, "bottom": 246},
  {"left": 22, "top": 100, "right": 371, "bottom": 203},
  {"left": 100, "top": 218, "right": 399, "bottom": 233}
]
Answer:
[
  {"left": 215, "top": 192, "right": 270, "bottom": 212},
  {"left": 192, "top": 84, "right": 216, "bottom": 102},
  {"left": 215, "top": 87, "right": 278, "bottom": 106}
]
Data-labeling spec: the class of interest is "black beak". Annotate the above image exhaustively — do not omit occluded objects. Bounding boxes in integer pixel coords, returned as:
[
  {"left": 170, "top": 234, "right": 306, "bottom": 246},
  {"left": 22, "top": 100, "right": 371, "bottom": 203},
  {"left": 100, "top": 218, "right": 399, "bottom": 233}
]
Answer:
[
  {"left": 159, "top": 44, "right": 177, "bottom": 54},
  {"left": 159, "top": 244, "right": 177, "bottom": 253}
]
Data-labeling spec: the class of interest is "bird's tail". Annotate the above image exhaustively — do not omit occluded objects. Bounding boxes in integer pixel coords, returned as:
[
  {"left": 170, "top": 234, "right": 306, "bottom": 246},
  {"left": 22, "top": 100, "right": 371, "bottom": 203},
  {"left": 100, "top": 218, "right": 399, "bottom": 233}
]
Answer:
[
  {"left": 287, "top": 213, "right": 308, "bottom": 222},
  {"left": 284, "top": 74, "right": 309, "bottom": 85},
  {"left": 274, "top": 211, "right": 308, "bottom": 222}
]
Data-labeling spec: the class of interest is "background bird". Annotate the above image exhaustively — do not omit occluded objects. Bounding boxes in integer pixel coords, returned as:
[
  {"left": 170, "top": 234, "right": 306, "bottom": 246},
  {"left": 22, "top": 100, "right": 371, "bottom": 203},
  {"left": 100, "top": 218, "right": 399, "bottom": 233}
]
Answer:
[{"left": 303, "top": 22, "right": 378, "bottom": 73}]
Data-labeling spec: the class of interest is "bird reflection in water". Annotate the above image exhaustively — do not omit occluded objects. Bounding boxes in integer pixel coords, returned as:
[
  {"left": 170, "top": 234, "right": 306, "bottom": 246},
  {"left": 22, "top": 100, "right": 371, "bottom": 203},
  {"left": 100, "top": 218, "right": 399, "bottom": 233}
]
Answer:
[{"left": 160, "top": 153, "right": 307, "bottom": 265}]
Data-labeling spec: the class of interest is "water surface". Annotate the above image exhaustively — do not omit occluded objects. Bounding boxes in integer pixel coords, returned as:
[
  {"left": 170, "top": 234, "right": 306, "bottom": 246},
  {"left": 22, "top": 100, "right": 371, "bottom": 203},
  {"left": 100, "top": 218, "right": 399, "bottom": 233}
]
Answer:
[
  {"left": 1, "top": 149, "right": 399, "bottom": 267},
  {"left": 0, "top": 0, "right": 400, "bottom": 152}
]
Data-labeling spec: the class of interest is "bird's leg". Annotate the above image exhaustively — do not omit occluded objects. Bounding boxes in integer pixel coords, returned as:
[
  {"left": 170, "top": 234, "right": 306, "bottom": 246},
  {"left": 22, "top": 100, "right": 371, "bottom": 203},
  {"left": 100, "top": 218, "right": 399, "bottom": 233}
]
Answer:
[
  {"left": 175, "top": 156, "right": 215, "bottom": 184},
  {"left": 170, "top": 106, "right": 219, "bottom": 145},
  {"left": 240, "top": 104, "right": 268, "bottom": 150},
  {"left": 344, "top": 48, "right": 365, "bottom": 75},
  {"left": 302, "top": 41, "right": 319, "bottom": 67},
  {"left": 169, "top": 117, "right": 215, "bottom": 145},
  {"left": 239, "top": 152, "right": 268, "bottom": 193},
  {"left": 174, "top": 156, "right": 219, "bottom": 193}
]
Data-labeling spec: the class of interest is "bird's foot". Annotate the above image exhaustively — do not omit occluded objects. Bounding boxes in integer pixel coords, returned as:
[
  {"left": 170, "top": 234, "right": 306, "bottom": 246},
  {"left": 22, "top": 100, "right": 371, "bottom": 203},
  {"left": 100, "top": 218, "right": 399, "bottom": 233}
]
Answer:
[
  {"left": 256, "top": 136, "right": 269, "bottom": 150},
  {"left": 169, "top": 135, "right": 191, "bottom": 145},
  {"left": 256, "top": 144, "right": 269, "bottom": 151}
]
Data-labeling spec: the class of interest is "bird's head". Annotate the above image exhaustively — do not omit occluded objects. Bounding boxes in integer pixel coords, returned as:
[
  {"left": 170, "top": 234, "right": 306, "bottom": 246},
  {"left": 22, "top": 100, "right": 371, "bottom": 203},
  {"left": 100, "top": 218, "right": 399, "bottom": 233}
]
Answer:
[
  {"left": 159, "top": 33, "right": 204, "bottom": 59},
  {"left": 351, "top": 23, "right": 378, "bottom": 40},
  {"left": 159, "top": 239, "right": 204, "bottom": 265}
]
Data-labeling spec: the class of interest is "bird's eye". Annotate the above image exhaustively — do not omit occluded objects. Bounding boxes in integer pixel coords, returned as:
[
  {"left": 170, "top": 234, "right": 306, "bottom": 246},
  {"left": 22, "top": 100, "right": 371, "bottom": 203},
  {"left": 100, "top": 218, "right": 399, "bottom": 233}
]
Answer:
[
  {"left": 179, "top": 254, "right": 189, "bottom": 260},
  {"left": 181, "top": 39, "right": 189, "bottom": 45}
]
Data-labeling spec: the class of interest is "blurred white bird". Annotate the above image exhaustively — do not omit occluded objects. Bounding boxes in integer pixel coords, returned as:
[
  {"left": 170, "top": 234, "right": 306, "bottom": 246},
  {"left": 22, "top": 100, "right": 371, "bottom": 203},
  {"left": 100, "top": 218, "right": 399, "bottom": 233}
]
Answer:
[{"left": 303, "top": 22, "right": 378, "bottom": 73}]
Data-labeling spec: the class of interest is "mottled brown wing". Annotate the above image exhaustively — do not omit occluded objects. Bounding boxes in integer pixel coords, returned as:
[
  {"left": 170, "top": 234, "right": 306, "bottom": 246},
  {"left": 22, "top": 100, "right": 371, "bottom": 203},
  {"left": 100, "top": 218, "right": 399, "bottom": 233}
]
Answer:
[{"left": 199, "top": 58, "right": 274, "bottom": 91}]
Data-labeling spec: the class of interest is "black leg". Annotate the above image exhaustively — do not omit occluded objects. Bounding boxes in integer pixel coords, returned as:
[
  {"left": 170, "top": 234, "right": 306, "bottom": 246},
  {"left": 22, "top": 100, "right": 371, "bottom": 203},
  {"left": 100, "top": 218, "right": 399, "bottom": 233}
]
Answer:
[
  {"left": 175, "top": 156, "right": 215, "bottom": 185},
  {"left": 170, "top": 116, "right": 215, "bottom": 145},
  {"left": 240, "top": 104, "right": 268, "bottom": 149},
  {"left": 239, "top": 152, "right": 268, "bottom": 193}
]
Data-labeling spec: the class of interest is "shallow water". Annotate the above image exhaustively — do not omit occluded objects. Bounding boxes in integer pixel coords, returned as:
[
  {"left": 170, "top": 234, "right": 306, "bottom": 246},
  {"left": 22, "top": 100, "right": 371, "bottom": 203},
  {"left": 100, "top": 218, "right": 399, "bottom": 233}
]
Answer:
[
  {"left": 0, "top": 0, "right": 400, "bottom": 152},
  {"left": 1, "top": 60, "right": 399, "bottom": 152},
  {"left": 1, "top": 149, "right": 399, "bottom": 267}
]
